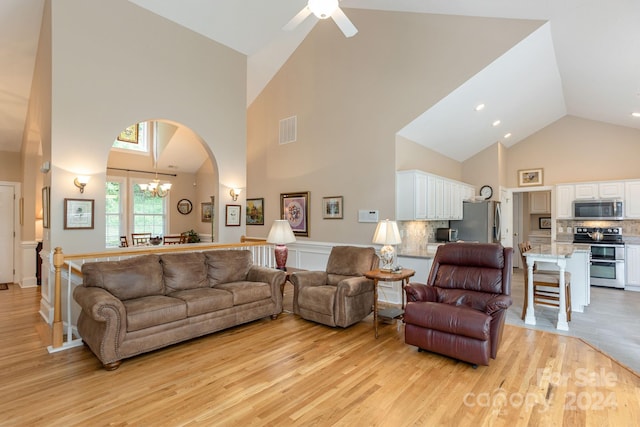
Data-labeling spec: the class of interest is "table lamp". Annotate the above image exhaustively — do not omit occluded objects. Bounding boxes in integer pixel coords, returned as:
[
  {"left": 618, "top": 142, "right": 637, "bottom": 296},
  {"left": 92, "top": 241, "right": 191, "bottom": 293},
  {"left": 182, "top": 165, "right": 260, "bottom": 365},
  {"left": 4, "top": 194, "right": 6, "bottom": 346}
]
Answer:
[
  {"left": 372, "top": 219, "right": 402, "bottom": 271},
  {"left": 267, "top": 220, "right": 296, "bottom": 270}
]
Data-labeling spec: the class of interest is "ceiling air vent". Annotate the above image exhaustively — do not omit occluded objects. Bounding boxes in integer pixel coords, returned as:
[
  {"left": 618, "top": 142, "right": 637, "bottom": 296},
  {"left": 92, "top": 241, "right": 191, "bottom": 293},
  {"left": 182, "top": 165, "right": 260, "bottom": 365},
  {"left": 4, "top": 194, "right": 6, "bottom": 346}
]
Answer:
[{"left": 279, "top": 116, "right": 297, "bottom": 145}]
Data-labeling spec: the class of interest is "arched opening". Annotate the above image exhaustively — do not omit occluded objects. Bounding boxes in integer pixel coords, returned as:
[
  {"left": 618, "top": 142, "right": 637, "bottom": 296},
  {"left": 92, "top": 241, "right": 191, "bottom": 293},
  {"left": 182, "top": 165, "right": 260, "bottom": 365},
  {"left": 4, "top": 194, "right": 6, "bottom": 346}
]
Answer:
[{"left": 106, "top": 119, "right": 219, "bottom": 247}]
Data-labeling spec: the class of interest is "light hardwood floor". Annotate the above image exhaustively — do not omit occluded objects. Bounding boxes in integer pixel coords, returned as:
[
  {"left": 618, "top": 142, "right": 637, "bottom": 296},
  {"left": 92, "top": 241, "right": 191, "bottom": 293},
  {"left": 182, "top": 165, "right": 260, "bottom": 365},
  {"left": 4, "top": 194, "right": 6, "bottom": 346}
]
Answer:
[{"left": 1, "top": 283, "right": 639, "bottom": 426}]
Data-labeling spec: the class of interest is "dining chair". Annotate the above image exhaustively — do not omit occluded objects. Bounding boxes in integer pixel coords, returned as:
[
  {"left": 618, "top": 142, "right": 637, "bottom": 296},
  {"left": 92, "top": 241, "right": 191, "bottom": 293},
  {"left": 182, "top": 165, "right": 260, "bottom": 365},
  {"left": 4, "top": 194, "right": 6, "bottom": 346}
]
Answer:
[
  {"left": 119, "top": 236, "right": 129, "bottom": 247},
  {"left": 518, "top": 241, "right": 571, "bottom": 321},
  {"left": 131, "top": 233, "right": 151, "bottom": 246},
  {"left": 163, "top": 235, "right": 184, "bottom": 245}
]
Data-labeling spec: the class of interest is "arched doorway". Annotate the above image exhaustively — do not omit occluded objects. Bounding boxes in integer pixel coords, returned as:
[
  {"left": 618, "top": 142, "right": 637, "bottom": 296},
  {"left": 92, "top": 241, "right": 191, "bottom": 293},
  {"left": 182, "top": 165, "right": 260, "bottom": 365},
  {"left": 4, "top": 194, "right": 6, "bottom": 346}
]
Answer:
[{"left": 106, "top": 119, "right": 219, "bottom": 247}]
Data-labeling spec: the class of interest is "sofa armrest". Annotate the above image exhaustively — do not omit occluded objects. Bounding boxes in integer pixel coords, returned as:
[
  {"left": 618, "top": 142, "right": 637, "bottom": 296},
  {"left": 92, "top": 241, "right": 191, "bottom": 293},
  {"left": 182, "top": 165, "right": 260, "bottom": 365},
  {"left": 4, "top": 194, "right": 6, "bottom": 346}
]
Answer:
[
  {"left": 336, "top": 276, "right": 374, "bottom": 297},
  {"left": 404, "top": 282, "right": 437, "bottom": 303},
  {"left": 247, "top": 266, "right": 286, "bottom": 287},
  {"left": 247, "top": 266, "right": 286, "bottom": 312},
  {"left": 485, "top": 294, "right": 513, "bottom": 316},
  {"left": 289, "top": 271, "right": 328, "bottom": 289},
  {"left": 73, "top": 286, "right": 128, "bottom": 364},
  {"left": 73, "top": 285, "right": 127, "bottom": 324}
]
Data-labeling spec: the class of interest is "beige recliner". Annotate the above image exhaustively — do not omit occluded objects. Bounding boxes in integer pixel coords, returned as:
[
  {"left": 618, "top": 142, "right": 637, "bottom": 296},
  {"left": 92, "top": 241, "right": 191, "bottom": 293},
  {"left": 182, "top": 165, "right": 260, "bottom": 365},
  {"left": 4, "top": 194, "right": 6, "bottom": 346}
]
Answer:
[{"left": 290, "top": 246, "right": 379, "bottom": 327}]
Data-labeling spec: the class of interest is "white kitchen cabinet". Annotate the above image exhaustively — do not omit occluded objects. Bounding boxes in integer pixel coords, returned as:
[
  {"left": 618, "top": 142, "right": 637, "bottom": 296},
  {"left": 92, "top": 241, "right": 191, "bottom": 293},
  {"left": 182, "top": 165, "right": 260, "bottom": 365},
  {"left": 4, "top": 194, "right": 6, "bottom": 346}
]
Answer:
[
  {"left": 574, "top": 181, "right": 624, "bottom": 200},
  {"left": 574, "top": 183, "right": 598, "bottom": 199},
  {"left": 625, "top": 181, "right": 640, "bottom": 219},
  {"left": 555, "top": 184, "right": 575, "bottom": 219},
  {"left": 626, "top": 244, "right": 640, "bottom": 287},
  {"left": 529, "top": 191, "right": 551, "bottom": 214},
  {"left": 396, "top": 170, "right": 473, "bottom": 221},
  {"left": 599, "top": 182, "right": 624, "bottom": 199},
  {"left": 396, "top": 170, "right": 430, "bottom": 220}
]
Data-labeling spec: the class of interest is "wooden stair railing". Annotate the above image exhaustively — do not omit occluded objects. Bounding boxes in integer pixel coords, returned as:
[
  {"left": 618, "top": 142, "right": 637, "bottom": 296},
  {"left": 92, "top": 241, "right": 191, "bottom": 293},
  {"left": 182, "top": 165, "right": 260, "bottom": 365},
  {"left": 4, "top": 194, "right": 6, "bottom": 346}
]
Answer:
[{"left": 49, "top": 241, "right": 274, "bottom": 351}]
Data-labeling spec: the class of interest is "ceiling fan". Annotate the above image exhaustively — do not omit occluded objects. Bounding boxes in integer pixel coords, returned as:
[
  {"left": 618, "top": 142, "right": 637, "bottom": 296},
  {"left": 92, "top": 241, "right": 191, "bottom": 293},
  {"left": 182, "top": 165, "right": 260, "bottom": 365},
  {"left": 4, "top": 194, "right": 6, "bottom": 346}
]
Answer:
[{"left": 283, "top": 0, "right": 358, "bottom": 38}]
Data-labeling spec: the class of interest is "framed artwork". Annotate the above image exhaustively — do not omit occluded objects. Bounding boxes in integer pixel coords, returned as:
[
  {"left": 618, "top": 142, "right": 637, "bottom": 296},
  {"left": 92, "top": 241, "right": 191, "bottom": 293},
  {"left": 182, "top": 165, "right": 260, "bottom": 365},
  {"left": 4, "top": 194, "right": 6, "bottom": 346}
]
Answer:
[
  {"left": 42, "top": 187, "right": 50, "bottom": 229},
  {"left": 177, "top": 199, "right": 193, "bottom": 215},
  {"left": 281, "top": 191, "right": 309, "bottom": 237},
  {"left": 201, "top": 202, "right": 213, "bottom": 223},
  {"left": 518, "top": 168, "right": 544, "bottom": 187},
  {"left": 539, "top": 217, "right": 552, "bottom": 229},
  {"left": 225, "top": 204, "right": 241, "bottom": 226},
  {"left": 322, "top": 196, "right": 343, "bottom": 219},
  {"left": 117, "top": 124, "right": 139, "bottom": 143},
  {"left": 64, "top": 198, "right": 94, "bottom": 230},
  {"left": 246, "top": 198, "right": 264, "bottom": 225}
]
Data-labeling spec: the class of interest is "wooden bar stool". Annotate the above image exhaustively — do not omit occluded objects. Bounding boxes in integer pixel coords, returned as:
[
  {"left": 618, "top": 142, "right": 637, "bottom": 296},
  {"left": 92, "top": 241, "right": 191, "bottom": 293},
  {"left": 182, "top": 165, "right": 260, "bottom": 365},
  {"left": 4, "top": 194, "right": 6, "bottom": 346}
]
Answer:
[{"left": 518, "top": 242, "right": 571, "bottom": 321}]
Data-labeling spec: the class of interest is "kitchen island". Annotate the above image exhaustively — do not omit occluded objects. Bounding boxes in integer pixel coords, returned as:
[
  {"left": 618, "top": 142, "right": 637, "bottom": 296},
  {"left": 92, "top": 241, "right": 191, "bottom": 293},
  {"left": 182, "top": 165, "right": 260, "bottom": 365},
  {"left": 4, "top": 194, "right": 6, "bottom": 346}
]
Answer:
[{"left": 523, "top": 243, "right": 591, "bottom": 331}]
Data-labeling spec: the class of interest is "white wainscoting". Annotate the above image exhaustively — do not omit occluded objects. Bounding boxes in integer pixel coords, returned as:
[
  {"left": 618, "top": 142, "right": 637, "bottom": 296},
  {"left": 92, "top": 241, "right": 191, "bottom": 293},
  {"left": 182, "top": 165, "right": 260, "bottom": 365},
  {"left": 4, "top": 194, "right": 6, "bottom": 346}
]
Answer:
[{"left": 19, "top": 241, "right": 39, "bottom": 288}]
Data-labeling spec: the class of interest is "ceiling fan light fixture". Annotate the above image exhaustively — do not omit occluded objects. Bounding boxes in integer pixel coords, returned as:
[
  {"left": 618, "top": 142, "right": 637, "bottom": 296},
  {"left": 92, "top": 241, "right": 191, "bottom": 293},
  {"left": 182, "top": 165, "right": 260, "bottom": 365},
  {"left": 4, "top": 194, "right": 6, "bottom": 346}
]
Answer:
[{"left": 308, "top": 0, "right": 338, "bottom": 19}]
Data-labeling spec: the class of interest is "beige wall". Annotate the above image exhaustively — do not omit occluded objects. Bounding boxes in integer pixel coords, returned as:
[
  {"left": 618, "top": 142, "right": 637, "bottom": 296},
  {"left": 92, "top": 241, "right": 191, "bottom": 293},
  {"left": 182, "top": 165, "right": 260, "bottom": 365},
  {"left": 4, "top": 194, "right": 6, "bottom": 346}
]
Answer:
[
  {"left": 395, "top": 136, "right": 462, "bottom": 181},
  {"left": 506, "top": 115, "right": 640, "bottom": 187},
  {"left": 0, "top": 152, "right": 22, "bottom": 182},
  {"left": 248, "top": 9, "right": 540, "bottom": 243},
  {"left": 462, "top": 143, "right": 504, "bottom": 201},
  {"left": 29, "top": 0, "right": 247, "bottom": 254}
]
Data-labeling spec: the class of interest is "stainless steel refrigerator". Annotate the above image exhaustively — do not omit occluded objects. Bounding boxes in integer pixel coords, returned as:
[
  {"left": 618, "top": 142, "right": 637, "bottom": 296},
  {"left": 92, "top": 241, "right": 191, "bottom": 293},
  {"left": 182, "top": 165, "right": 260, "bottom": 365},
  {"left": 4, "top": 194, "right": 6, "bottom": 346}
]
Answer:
[{"left": 450, "top": 201, "right": 501, "bottom": 243}]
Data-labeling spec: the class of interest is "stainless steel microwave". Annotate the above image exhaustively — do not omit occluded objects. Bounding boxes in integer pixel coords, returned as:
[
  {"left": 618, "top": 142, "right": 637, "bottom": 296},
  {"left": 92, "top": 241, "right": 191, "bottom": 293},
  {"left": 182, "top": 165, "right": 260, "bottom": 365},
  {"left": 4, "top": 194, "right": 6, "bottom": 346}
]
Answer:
[{"left": 572, "top": 199, "right": 624, "bottom": 220}]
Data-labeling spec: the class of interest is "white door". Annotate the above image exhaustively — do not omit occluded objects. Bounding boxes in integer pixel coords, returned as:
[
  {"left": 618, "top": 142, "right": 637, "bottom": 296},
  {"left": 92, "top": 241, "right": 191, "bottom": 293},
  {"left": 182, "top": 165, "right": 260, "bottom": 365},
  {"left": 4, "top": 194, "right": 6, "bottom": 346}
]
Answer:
[
  {"left": 0, "top": 185, "right": 14, "bottom": 283},
  {"left": 500, "top": 187, "right": 513, "bottom": 248}
]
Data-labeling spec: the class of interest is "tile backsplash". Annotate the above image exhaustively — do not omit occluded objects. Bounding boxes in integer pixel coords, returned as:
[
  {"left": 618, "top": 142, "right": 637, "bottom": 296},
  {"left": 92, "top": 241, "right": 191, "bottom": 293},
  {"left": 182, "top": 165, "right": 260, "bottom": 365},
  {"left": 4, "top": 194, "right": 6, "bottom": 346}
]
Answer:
[
  {"left": 556, "top": 219, "right": 640, "bottom": 241},
  {"left": 397, "top": 220, "right": 449, "bottom": 252}
]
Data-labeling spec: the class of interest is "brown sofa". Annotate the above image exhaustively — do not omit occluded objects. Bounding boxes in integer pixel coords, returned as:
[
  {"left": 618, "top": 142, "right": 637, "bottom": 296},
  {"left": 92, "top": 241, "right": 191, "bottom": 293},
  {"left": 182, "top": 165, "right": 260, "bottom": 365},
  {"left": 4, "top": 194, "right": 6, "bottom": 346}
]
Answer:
[
  {"left": 73, "top": 250, "right": 285, "bottom": 370},
  {"left": 404, "top": 243, "right": 513, "bottom": 367}
]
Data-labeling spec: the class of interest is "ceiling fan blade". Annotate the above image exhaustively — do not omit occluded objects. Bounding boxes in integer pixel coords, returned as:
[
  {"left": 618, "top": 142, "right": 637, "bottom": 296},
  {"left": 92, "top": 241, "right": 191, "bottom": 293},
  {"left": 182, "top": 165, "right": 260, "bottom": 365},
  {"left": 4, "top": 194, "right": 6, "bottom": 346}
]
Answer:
[
  {"left": 331, "top": 7, "right": 358, "bottom": 38},
  {"left": 283, "top": 6, "right": 313, "bottom": 31}
]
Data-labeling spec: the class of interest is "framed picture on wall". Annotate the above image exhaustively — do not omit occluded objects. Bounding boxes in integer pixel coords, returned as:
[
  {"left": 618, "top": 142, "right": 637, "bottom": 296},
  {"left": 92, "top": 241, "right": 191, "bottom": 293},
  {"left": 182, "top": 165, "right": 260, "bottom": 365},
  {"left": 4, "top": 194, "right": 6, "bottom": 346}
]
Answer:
[
  {"left": 518, "top": 168, "right": 544, "bottom": 187},
  {"left": 246, "top": 198, "right": 264, "bottom": 225},
  {"left": 42, "top": 187, "right": 50, "bottom": 229},
  {"left": 539, "top": 217, "right": 552, "bottom": 229},
  {"left": 281, "top": 191, "right": 309, "bottom": 237},
  {"left": 322, "top": 196, "right": 343, "bottom": 219},
  {"left": 64, "top": 198, "right": 94, "bottom": 230},
  {"left": 117, "top": 123, "right": 139, "bottom": 143},
  {"left": 225, "top": 204, "right": 241, "bottom": 226},
  {"left": 201, "top": 202, "right": 212, "bottom": 222}
]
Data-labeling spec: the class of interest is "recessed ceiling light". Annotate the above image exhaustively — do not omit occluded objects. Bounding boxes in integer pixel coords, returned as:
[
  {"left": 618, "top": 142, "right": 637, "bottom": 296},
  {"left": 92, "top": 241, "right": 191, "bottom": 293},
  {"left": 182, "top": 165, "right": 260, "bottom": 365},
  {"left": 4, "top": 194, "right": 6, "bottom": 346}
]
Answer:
[
  {"left": 475, "top": 103, "right": 485, "bottom": 111},
  {"left": 632, "top": 112, "right": 640, "bottom": 118},
  {"left": 492, "top": 120, "right": 501, "bottom": 127},
  {"left": 504, "top": 133, "right": 512, "bottom": 139}
]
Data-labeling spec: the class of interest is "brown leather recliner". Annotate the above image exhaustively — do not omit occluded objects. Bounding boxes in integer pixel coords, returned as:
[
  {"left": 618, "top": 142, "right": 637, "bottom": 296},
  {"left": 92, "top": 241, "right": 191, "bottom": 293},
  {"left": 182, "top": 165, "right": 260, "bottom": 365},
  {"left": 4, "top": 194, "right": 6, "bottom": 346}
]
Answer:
[
  {"left": 291, "top": 246, "right": 379, "bottom": 328},
  {"left": 404, "top": 243, "right": 513, "bottom": 367}
]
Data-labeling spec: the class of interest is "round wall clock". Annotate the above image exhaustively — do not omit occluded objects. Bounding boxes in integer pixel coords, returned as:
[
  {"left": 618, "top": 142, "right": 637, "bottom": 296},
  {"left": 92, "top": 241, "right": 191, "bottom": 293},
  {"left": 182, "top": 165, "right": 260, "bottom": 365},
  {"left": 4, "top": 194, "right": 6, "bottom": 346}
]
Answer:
[
  {"left": 177, "top": 199, "right": 193, "bottom": 215},
  {"left": 480, "top": 185, "right": 493, "bottom": 200}
]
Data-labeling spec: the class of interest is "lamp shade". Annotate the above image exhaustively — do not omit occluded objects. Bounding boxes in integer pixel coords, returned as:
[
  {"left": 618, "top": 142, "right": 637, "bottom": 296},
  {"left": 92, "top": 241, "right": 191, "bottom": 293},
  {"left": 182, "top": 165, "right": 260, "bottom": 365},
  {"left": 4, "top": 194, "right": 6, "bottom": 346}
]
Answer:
[
  {"left": 372, "top": 220, "right": 401, "bottom": 245},
  {"left": 266, "top": 220, "right": 296, "bottom": 245}
]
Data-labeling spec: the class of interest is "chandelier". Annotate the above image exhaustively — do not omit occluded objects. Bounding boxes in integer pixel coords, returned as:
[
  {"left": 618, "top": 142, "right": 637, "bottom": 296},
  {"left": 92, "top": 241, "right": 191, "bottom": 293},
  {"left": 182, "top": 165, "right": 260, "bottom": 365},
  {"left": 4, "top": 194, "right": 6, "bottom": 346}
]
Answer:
[
  {"left": 139, "top": 174, "right": 172, "bottom": 198},
  {"left": 139, "top": 121, "right": 172, "bottom": 198}
]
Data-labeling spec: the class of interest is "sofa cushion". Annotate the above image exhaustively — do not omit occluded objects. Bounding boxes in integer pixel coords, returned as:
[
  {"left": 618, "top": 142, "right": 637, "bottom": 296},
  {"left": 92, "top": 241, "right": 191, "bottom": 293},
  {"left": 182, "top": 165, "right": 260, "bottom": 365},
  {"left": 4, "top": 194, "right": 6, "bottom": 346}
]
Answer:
[
  {"left": 214, "top": 281, "right": 271, "bottom": 305},
  {"left": 168, "top": 288, "right": 234, "bottom": 317},
  {"left": 205, "top": 250, "right": 253, "bottom": 286},
  {"left": 81, "top": 254, "right": 163, "bottom": 300},
  {"left": 404, "top": 301, "right": 490, "bottom": 341},
  {"left": 123, "top": 295, "right": 187, "bottom": 332},
  {"left": 161, "top": 252, "right": 208, "bottom": 292}
]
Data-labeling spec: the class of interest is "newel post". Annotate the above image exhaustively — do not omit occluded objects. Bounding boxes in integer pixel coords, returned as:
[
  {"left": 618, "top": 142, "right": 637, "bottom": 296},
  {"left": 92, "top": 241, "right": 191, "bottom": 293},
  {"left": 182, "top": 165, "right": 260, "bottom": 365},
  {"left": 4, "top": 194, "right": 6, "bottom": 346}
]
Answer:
[{"left": 52, "top": 247, "right": 64, "bottom": 348}]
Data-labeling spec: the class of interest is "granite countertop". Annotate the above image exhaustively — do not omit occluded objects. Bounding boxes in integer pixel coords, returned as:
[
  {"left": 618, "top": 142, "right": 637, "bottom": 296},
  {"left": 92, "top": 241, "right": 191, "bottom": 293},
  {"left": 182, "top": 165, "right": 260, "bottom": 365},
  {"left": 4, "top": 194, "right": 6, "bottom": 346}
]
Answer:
[
  {"left": 524, "top": 243, "right": 590, "bottom": 259},
  {"left": 397, "top": 249, "right": 435, "bottom": 259}
]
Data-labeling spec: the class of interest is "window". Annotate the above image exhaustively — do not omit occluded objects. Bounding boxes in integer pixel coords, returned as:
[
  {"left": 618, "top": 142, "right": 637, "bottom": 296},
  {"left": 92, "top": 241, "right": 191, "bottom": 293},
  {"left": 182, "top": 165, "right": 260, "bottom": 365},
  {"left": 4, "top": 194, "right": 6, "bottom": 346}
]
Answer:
[
  {"left": 112, "top": 122, "right": 148, "bottom": 153},
  {"left": 105, "top": 179, "right": 124, "bottom": 248},
  {"left": 132, "top": 181, "right": 167, "bottom": 236}
]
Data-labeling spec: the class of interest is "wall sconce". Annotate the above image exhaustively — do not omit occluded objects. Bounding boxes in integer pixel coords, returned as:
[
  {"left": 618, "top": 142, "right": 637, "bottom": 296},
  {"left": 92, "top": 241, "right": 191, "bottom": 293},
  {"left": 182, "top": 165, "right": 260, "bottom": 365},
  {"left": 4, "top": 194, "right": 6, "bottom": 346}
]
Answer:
[
  {"left": 74, "top": 176, "right": 90, "bottom": 193},
  {"left": 229, "top": 188, "right": 242, "bottom": 201}
]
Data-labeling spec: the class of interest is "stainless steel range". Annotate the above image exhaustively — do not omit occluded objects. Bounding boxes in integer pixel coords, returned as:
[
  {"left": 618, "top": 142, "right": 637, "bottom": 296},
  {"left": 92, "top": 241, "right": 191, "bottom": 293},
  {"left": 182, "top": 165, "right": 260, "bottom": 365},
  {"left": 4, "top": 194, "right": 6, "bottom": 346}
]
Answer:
[{"left": 573, "top": 227, "right": 625, "bottom": 289}]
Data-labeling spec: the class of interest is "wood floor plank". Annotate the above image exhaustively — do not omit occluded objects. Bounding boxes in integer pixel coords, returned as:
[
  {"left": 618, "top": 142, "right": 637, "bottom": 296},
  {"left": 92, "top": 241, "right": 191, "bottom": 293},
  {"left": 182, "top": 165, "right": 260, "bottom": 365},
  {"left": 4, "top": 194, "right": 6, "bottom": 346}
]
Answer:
[{"left": 0, "top": 284, "right": 638, "bottom": 426}]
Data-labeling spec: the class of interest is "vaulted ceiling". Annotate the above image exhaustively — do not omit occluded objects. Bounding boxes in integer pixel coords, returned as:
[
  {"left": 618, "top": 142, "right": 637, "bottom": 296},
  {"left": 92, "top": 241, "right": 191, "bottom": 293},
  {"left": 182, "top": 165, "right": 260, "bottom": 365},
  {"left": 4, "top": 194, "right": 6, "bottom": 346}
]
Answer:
[{"left": 2, "top": 0, "right": 640, "bottom": 163}]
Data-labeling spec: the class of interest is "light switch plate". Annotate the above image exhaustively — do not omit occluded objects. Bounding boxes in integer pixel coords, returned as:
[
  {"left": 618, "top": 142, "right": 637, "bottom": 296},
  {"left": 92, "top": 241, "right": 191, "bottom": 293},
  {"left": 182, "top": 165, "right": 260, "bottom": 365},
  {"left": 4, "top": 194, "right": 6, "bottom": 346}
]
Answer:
[{"left": 358, "top": 209, "right": 379, "bottom": 223}]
